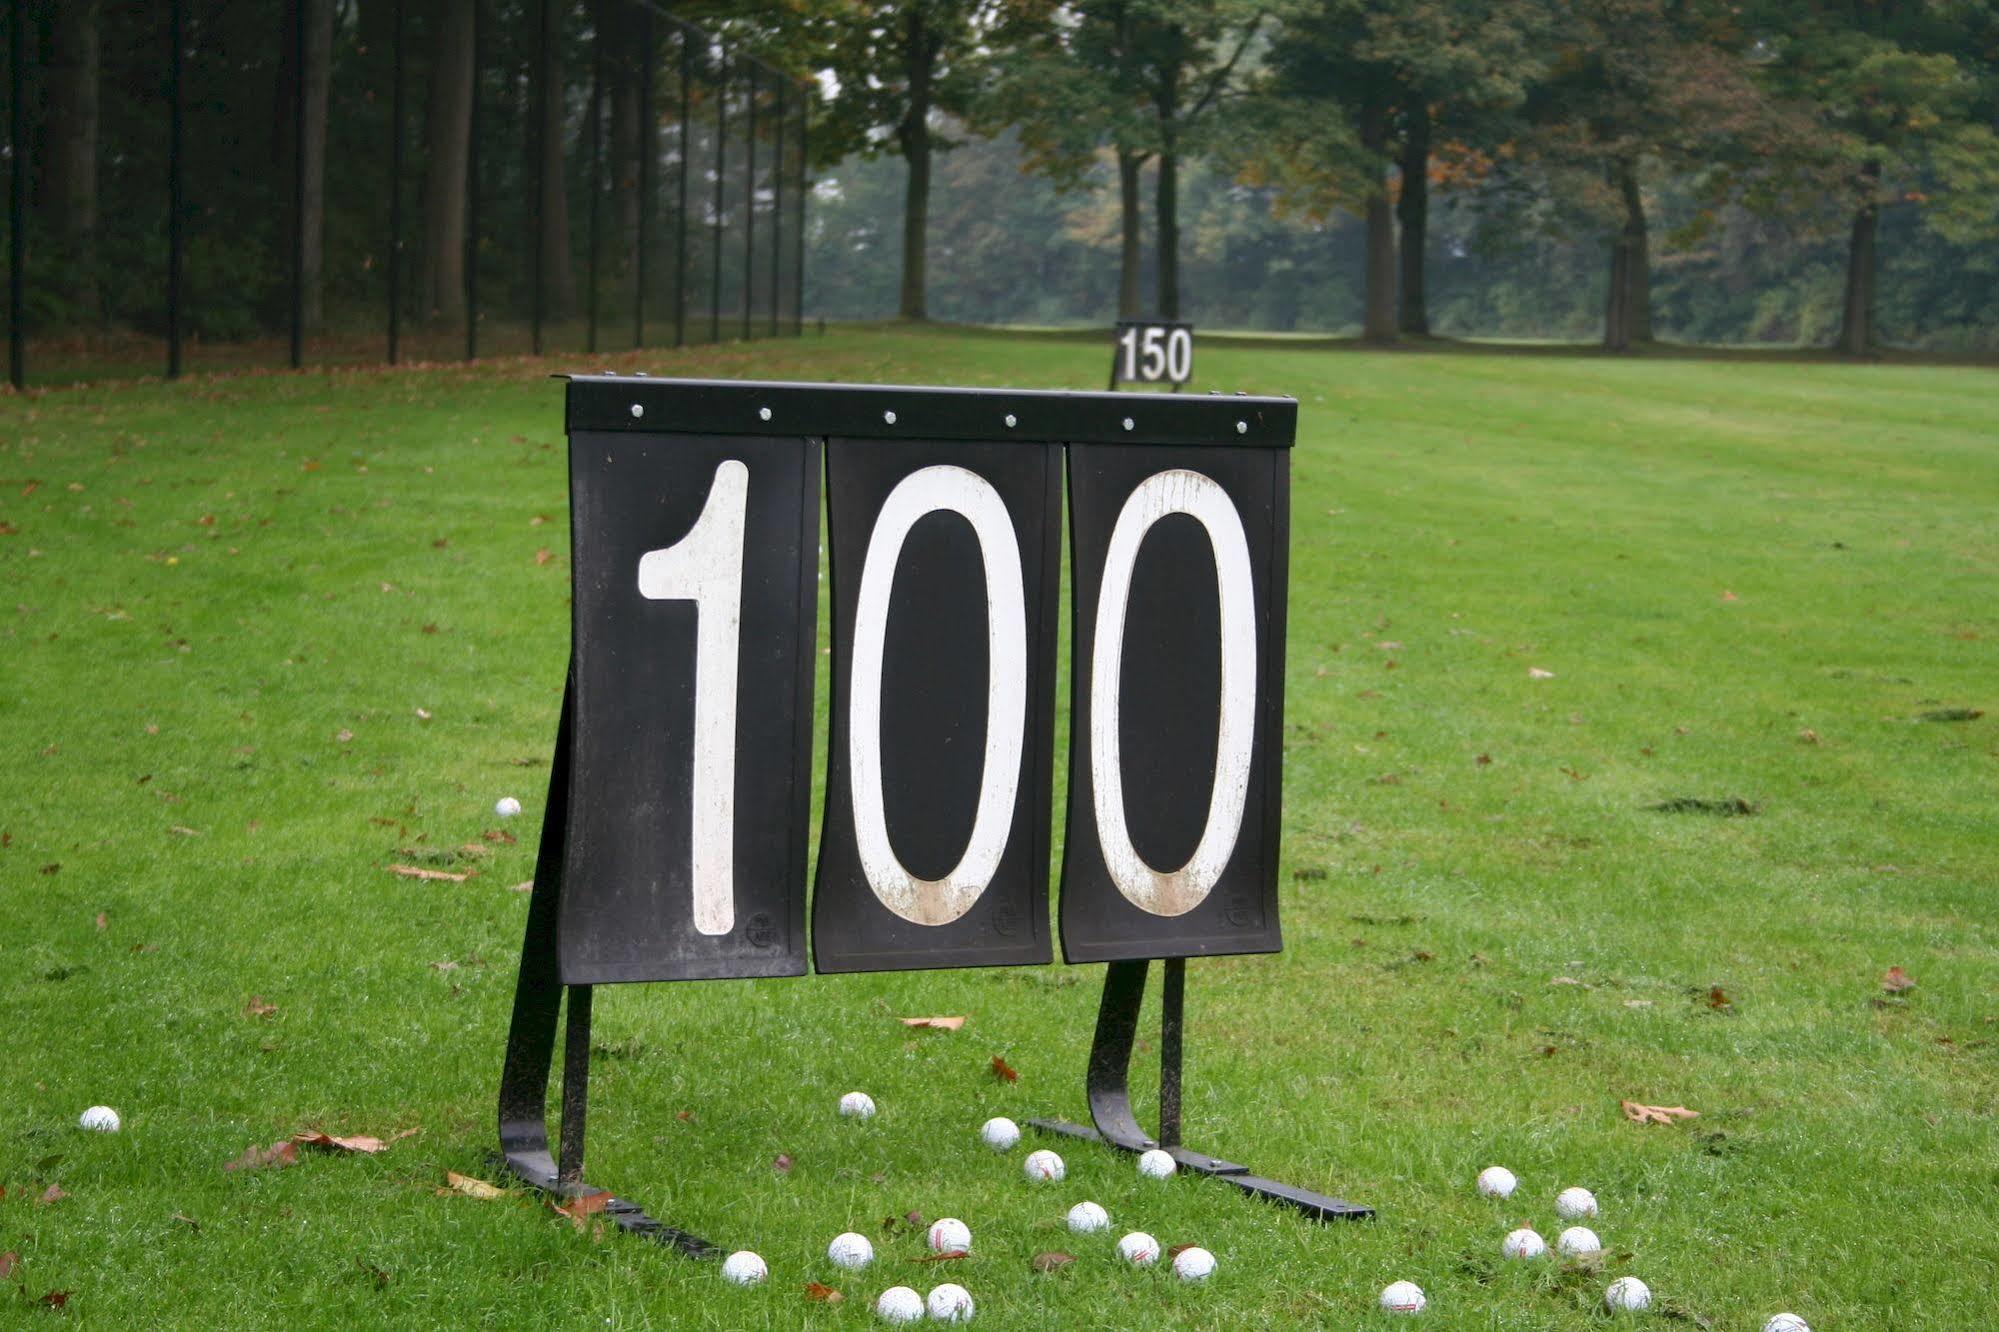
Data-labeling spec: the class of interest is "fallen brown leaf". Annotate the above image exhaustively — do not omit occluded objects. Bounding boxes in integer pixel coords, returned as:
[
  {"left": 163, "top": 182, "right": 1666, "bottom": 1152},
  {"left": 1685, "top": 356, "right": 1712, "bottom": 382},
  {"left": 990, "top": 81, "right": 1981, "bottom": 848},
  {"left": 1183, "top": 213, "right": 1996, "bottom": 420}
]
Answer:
[
  {"left": 1167, "top": 1243, "right": 1199, "bottom": 1258},
  {"left": 548, "top": 1190, "right": 614, "bottom": 1229},
  {"left": 294, "top": 1131, "right": 394, "bottom": 1155},
  {"left": 772, "top": 1153, "right": 794, "bottom": 1174},
  {"left": 1031, "top": 1251, "right": 1076, "bottom": 1273},
  {"left": 914, "top": 1250, "right": 969, "bottom": 1263},
  {"left": 534, "top": 548, "right": 553, "bottom": 566},
  {"left": 171, "top": 1212, "right": 200, "bottom": 1232},
  {"left": 1621, "top": 1100, "right": 1700, "bottom": 1126},
  {"left": 224, "top": 1140, "right": 299, "bottom": 1172},
  {"left": 243, "top": 995, "right": 278, "bottom": 1018},
  {"left": 900, "top": 1016, "right": 965, "bottom": 1031},
  {"left": 0, "top": 1251, "right": 16, "bottom": 1278},
  {"left": 1883, "top": 966, "right": 1917, "bottom": 993},
  {"left": 40, "top": 1291, "right": 71, "bottom": 1309},
  {"left": 94, "top": 912, "right": 107, "bottom": 931},
  {"left": 991, "top": 1055, "right": 1019, "bottom": 1083},
  {"left": 804, "top": 1281, "right": 844, "bottom": 1302},
  {"left": 37, "top": 1184, "right": 67, "bottom": 1205},
  {"left": 388, "top": 864, "right": 469, "bottom": 883},
  {"left": 1706, "top": 986, "right": 1732, "bottom": 1010},
  {"left": 439, "top": 1171, "right": 506, "bottom": 1200},
  {"left": 355, "top": 1258, "right": 391, "bottom": 1289}
]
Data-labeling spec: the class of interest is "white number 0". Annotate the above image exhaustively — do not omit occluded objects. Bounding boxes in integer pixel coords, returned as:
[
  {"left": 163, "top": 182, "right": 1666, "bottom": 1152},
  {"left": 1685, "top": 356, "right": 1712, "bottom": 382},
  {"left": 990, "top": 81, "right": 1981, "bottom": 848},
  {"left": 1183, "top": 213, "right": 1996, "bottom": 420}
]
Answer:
[
  {"left": 850, "top": 465, "right": 1028, "bottom": 926},
  {"left": 1090, "top": 469, "right": 1256, "bottom": 917}
]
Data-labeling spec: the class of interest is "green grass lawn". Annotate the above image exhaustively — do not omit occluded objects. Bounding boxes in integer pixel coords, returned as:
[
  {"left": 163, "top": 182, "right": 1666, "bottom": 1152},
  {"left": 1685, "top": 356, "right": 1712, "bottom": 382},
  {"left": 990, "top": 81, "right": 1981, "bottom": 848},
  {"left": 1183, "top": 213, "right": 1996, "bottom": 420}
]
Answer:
[{"left": 2, "top": 328, "right": 1995, "bottom": 1328}]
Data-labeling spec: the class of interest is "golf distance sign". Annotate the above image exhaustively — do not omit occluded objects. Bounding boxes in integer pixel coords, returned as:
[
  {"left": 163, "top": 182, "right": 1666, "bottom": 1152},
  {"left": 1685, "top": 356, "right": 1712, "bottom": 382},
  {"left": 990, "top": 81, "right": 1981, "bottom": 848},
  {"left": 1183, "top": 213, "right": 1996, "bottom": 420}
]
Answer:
[
  {"left": 498, "top": 377, "right": 1371, "bottom": 1242},
  {"left": 551, "top": 377, "right": 1291, "bottom": 983}
]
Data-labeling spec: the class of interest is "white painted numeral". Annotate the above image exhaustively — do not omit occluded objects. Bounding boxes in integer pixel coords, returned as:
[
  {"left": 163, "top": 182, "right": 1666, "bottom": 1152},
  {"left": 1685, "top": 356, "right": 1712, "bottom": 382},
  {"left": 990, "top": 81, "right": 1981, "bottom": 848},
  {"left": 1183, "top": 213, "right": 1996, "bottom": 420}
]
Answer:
[
  {"left": 850, "top": 465, "right": 1028, "bottom": 926},
  {"left": 1090, "top": 469, "right": 1256, "bottom": 917},
  {"left": 636, "top": 460, "right": 748, "bottom": 936}
]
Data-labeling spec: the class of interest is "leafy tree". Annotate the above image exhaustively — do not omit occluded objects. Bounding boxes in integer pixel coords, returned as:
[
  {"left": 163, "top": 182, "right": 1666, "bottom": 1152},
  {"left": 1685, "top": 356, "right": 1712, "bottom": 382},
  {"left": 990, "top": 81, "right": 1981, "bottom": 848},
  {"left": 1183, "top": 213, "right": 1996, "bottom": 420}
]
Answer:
[{"left": 1756, "top": 1, "right": 1999, "bottom": 354}]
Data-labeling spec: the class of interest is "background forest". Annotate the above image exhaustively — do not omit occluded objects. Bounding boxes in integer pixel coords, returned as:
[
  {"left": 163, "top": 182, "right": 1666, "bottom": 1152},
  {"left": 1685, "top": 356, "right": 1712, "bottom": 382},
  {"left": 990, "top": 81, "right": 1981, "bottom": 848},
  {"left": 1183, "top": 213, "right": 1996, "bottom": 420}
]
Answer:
[{"left": 8, "top": 0, "right": 1998, "bottom": 375}]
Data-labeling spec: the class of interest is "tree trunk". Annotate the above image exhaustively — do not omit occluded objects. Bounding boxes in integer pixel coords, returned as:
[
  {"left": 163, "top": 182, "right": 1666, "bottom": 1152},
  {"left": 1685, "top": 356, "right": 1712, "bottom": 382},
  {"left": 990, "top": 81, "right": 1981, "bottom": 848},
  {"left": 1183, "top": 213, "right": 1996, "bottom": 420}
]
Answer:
[
  {"left": 1395, "top": 98, "right": 1430, "bottom": 337},
  {"left": 421, "top": 0, "right": 477, "bottom": 322},
  {"left": 43, "top": 0, "right": 101, "bottom": 318},
  {"left": 299, "top": 0, "right": 334, "bottom": 330},
  {"left": 600, "top": 0, "right": 639, "bottom": 296},
  {"left": 1603, "top": 159, "right": 1651, "bottom": 352},
  {"left": 1838, "top": 161, "right": 1881, "bottom": 356},
  {"left": 1116, "top": 146, "right": 1144, "bottom": 320},
  {"left": 896, "top": 8, "right": 934, "bottom": 321},
  {"left": 538, "top": 4, "right": 577, "bottom": 320},
  {"left": 1359, "top": 98, "right": 1397, "bottom": 344},
  {"left": 1154, "top": 55, "right": 1181, "bottom": 321}
]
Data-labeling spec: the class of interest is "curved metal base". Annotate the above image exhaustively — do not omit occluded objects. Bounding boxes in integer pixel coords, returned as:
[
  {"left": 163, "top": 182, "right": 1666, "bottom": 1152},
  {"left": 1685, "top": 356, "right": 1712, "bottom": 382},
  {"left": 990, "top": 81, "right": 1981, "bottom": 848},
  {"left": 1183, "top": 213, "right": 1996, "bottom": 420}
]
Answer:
[
  {"left": 496, "top": 678, "right": 718, "bottom": 1258},
  {"left": 1028, "top": 958, "right": 1373, "bottom": 1222}
]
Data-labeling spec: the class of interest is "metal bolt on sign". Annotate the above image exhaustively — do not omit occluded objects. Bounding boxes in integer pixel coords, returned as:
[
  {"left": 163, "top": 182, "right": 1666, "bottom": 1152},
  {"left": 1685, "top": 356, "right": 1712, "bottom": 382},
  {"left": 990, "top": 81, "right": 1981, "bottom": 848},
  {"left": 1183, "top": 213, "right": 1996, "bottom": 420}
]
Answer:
[{"left": 497, "top": 378, "right": 1371, "bottom": 1258}]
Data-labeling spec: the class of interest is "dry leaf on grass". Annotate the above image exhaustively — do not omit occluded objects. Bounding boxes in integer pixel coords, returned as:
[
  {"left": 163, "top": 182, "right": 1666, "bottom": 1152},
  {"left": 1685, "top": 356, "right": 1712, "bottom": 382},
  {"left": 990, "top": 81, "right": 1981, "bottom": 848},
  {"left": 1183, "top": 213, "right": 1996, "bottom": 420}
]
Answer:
[
  {"left": 990, "top": 1055, "right": 1019, "bottom": 1083},
  {"left": 243, "top": 995, "right": 278, "bottom": 1018},
  {"left": 225, "top": 1141, "right": 298, "bottom": 1172},
  {"left": 804, "top": 1282, "right": 844, "bottom": 1302},
  {"left": 1528, "top": 667, "right": 1556, "bottom": 679},
  {"left": 900, "top": 1016, "right": 965, "bottom": 1031},
  {"left": 439, "top": 1171, "right": 507, "bottom": 1199},
  {"left": 37, "top": 1184, "right": 67, "bottom": 1205},
  {"left": 772, "top": 1154, "right": 794, "bottom": 1174},
  {"left": 388, "top": 864, "right": 469, "bottom": 883},
  {"left": 1031, "top": 1252, "right": 1076, "bottom": 1273},
  {"left": 0, "top": 1252, "right": 15, "bottom": 1279},
  {"left": 913, "top": 1250, "right": 969, "bottom": 1264},
  {"left": 548, "top": 1191, "right": 614, "bottom": 1228},
  {"left": 295, "top": 1128, "right": 416, "bottom": 1155},
  {"left": 1621, "top": 1100, "right": 1700, "bottom": 1126},
  {"left": 39, "top": 1291, "right": 71, "bottom": 1309},
  {"left": 1882, "top": 966, "right": 1917, "bottom": 993}
]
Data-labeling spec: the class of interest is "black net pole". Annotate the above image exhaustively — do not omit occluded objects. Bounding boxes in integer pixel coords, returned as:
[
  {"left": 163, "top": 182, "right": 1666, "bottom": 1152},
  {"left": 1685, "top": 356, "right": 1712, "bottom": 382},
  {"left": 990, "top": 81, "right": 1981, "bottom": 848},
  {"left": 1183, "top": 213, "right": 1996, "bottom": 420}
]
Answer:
[
  {"left": 743, "top": 66, "right": 755, "bottom": 341},
  {"left": 167, "top": 0, "right": 185, "bottom": 379},
  {"left": 585, "top": 28, "right": 601, "bottom": 356},
  {"left": 674, "top": 25, "right": 689, "bottom": 348},
  {"left": 290, "top": 0, "right": 306, "bottom": 369},
  {"left": 710, "top": 51, "right": 724, "bottom": 344},
  {"left": 634, "top": 6, "right": 652, "bottom": 351},
  {"left": 465, "top": 0, "right": 481, "bottom": 361},
  {"left": 5, "top": 0, "right": 21, "bottom": 388},
  {"left": 769, "top": 80, "right": 782, "bottom": 337},
  {"left": 388, "top": 0, "right": 404, "bottom": 365},
  {"left": 530, "top": 0, "right": 548, "bottom": 357},
  {"left": 794, "top": 98, "right": 806, "bottom": 336}
]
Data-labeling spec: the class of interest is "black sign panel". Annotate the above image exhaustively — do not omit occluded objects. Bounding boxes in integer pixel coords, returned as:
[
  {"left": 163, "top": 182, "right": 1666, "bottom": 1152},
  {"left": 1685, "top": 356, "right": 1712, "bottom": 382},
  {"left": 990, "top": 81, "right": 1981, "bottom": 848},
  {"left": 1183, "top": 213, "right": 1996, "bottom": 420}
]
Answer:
[
  {"left": 812, "top": 439, "right": 1062, "bottom": 973},
  {"left": 1059, "top": 442, "right": 1290, "bottom": 962},
  {"left": 558, "top": 428, "right": 819, "bottom": 984}
]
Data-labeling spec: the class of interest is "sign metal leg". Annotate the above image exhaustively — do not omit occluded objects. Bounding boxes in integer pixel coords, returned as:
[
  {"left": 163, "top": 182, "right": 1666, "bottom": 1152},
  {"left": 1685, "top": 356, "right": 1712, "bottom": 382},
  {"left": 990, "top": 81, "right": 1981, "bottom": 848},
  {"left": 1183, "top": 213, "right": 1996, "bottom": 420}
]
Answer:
[
  {"left": 1029, "top": 959, "right": 1374, "bottom": 1222},
  {"left": 496, "top": 674, "right": 719, "bottom": 1257}
]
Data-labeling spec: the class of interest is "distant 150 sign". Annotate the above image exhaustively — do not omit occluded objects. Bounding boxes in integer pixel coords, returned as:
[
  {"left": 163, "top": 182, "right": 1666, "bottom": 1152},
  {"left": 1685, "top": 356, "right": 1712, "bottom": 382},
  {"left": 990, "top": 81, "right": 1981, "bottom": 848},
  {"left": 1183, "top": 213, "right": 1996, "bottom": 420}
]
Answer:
[{"left": 1113, "top": 320, "right": 1193, "bottom": 387}]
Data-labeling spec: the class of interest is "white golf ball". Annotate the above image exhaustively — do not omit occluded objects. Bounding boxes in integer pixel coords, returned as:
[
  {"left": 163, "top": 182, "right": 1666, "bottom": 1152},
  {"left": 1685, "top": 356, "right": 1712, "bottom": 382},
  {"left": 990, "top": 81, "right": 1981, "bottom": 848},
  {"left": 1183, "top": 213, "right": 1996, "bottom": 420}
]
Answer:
[
  {"left": 925, "top": 1282, "right": 974, "bottom": 1323},
  {"left": 1556, "top": 1226, "right": 1602, "bottom": 1256},
  {"left": 1023, "top": 1148, "right": 1065, "bottom": 1182},
  {"left": 721, "top": 1250, "right": 767, "bottom": 1286},
  {"left": 828, "top": 1231, "right": 875, "bottom": 1270},
  {"left": 979, "top": 1116, "right": 1020, "bottom": 1151},
  {"left": 1066, "top": 1200, "right": 1110, "bottom": 1234},
  {"left": 77, "top": 1105, "right": 121, "bottom": 1133},
  {"left": 1379, "top": 1280, "right": 1427, "bottom": 1314},
  {"left": 494, "top": 796, "right": 522, "bottom": 818},
  {"left": 1172, "top": 1246, "right": 1217, "bottom": 1281},
  {"left": 927, "top": 1217, "right": 972, "bottom": 1254},
  {"left": 1556, "top": 1186, "right": 1599, "bottom": 1220},
  {"left": 839, "top": 1090, "right": 877, "bottom": 1119},
  {"left": 1605, "top": 1276, "right": 1651, "bottom": 1312},
  {"left": 875, "top": 1285, "right": 925, "bottom": 1324},
  {"left": 1117, "top": 1231, "right": 1160, "bottom": 1266},
  {"left": 1137, "top": 1148, "right": 1177, "bottom": 1179},
  {"left": 1763, "top": 1316, "right": 1810, "bottom": 1332},
  {"left": 1501, "top": 1227, "right": 1548, "bottom": 1260},
  {"left": 1476, "top": 1165, "right": 1517, "bottom": 1198}
]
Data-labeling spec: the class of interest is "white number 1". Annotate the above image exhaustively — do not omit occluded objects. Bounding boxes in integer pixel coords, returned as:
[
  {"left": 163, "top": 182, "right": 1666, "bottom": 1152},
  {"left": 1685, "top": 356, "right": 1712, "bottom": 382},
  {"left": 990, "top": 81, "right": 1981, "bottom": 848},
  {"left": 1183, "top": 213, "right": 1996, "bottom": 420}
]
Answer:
[{"left": 636, "top": 460, "right": 748, "bottom": 937}]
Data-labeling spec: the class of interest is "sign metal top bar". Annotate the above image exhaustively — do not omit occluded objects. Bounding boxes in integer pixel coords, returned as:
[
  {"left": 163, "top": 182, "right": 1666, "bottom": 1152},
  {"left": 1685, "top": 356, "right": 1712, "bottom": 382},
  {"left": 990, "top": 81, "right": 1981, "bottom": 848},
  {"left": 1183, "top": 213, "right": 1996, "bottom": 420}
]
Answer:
[{"left": 563, "top": 376, "right": 1297, "bottom": 449}]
